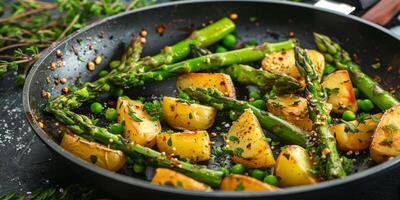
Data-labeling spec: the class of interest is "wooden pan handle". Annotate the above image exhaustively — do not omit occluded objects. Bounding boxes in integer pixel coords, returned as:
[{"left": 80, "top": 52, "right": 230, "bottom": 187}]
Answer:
[{"left": 361, "top": 0, "right": 400, "bottom": 26}]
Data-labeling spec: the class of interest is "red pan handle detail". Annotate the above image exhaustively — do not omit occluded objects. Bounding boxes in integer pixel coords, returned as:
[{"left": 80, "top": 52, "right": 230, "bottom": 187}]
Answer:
[{"left": 361, "top": 0, "right": 400, "bottom": 26}]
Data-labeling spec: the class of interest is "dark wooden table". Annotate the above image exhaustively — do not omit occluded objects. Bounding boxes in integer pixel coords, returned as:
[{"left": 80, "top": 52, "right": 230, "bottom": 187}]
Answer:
[{"left": 1, "top": 1, "right": 400, "bottom": 199}]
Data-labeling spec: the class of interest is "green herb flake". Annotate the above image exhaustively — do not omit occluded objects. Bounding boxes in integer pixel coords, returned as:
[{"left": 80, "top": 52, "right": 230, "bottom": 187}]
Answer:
[
  {"left": 167, "top": 138, "right": 173, "bottom": 146},
  {"left": 128, "top": 108, "right": 143, "bottom": 122},
  {"left": 177, "top": 181, "right": 184, "bottom": 188},
  {"left": 379, "top": 138, "right": 393, "bottom": 146},
  {"left": 385, "top": 124, "right": 399, "bottom": 131},
  {"left": 188, "top": 112, "right": 193, "bottom": 119},
  {"left": 229, "top": 135, "right": 239, "bottom": 142},
  {"left": 371, "top": 115, "right": 380, "bottom": 123},
  {"left": 90, "top": 155, "right": 97, "bottom": 164},
  {"left": 371, "top": 62, "right": 381, "bottom": 69},
  {"left": 234, "top": 182, "right": 244, "bottom": 191},
  {"left": 233, "top": 147, "right": 244, "bottom": 157}
]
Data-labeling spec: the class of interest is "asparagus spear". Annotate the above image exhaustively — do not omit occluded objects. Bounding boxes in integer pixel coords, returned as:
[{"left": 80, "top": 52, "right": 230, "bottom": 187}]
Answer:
[
  {"left": 183, "top": 87, "right": 309, "bottom": 146},
  {"left": 111, "top": 40, "right": 296, "bottom": 87},
  {"left": 313, "top": 33, "right": 399, "bottom": 111},
  {"left": 48, "top": 18, "right": 236, "bottom": 110},
  {"left": 48, "top": 108, "right": 223, "bottom": 187},
  {"left": 294, "top": 44, "right": 346, "bottom": 179},
  {"left": 223, "top": 64, "right": 301, "bottom": 93}
]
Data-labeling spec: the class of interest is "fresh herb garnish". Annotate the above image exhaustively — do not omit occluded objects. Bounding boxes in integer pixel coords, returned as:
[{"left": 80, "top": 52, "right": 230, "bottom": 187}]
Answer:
[
  {"left": 234, "top": 182, "right": 244, "bottom": 191},
  {"left": 229, "top": 135, "right": 239, "bottom": 142},
  {"left": 90, "top": 155, "right": 97, "bottom": 164},
  {"left": 143, "top": 100, "right": 163, "bottom": 121},
  {"left": 167, "top": 138, "right": 173, "bottom": 146}
]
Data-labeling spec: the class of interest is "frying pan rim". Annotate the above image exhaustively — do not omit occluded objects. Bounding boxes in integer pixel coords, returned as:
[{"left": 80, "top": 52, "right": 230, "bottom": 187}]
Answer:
[{"left": 22, "top": 0, "right": 400, "bottom": 197}]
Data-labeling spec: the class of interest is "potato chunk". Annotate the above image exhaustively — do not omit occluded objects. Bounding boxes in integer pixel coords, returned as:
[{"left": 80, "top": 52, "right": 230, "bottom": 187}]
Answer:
[
  {"left": 371, "top": 104, "right": 400, "bottom": 163},
  {"left": 220, "top": 174, "right": 279, "bottom": 191},
  {"left": 156, "top": 131, "right": 211, "bottom": 162},
  {"left": 330, "top": 114, "right": 382, "bottom": 151},
  {"left": 226, "top": 109, "right": 275, "bottom": 168},
  {"left": 117, "top": 97, "right": 161, "bottom": 147},
  {"left": 262, "top": 49, "right": 324, "bottom": 88},
  {"left": 162, "top": 96, "right": 217, "bottom": 131},
  {"left": 152, "top": 168, "right": 212, "bottom": 191},
  {"left": 60, "top": 133, "right": 126, "bottom": 171},
  {"left": 322, "top": 70, "right": 357, "bottom": 114},
  {"left": 275, "top": 145, "right": 317, "bottom": 187},
  {"left": 176, "top": 73, "right": 236, "bottom": 98}
]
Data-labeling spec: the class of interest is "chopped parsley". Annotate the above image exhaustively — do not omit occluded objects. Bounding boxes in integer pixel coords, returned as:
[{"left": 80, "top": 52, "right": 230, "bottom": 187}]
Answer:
[
  {"left": 188, "top": 112, "right": 193, "bottom": 119},
  {"left": 233, "top": 147, "right": 244, "bottom": 157},
  {"left": 379, "top": 138, "right": 393, "bottom": 146},
  {"left": 325, "top": 87, "right": 339, "bottom": 97},
  {"left": 143, "top": 100, "right": 163, "bottom": 121},
  {"left": 128, "top": 107, "right": 143, "bottom": 122},
  {"left": 385, "top": 124, "right": 399, "bottom": 131},
  {"left": 90, "top": 155, "right": 97, "bottom": 164},
  {"left": 229, "top": 135, "right": 239, "bottom": 142},
  {"left": 234, "top": 182, "right": 244, "bottom": 191},
  {"left": 371, "top": 115, "right": 380, "bottom": 123},
  {"left": 176, "top": 181, "right": 184, "bottom": 188},
  {"left": 167, "top": 138, "right": 173, "bottom": 146}
]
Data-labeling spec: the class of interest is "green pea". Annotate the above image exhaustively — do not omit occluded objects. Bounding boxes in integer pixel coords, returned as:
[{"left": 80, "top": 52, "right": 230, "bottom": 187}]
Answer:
[
  {"left": 98, "top": 70, "right": 108, "bottom": 78},
  {"left": 246, "top": 38, "right": 258, "bottom": 47},
  {"left": 230, "top": 164, "right": 245, "bottom": 174},
  {"left": 222, "top": 34, "right": 237, "bottom": 48},
  {"left": 133, "top": 163, "right": 145, "bottom": 174},
  {"left": 250, "top": 169, "right": 266, "bottom": 181},
  {"left": 101, "top": 83, "right": 111, "bottom": 92},
  {"left": 109, "top": 60, "right": 120, "bottom": 69},
  {"left": 360, "top": 99, "right": 374, "bottom": 112},
  {"left": 215, "top": 46, "right": 227, "bottom": 53},
  {"left": 14, "top": 74, "right": 26, "bottom": 86},
  {"left": 220, "top": 167, "right": 230, "bottom": 176},
  {"left": 323, "top": 63, "right": 336, "bottom": 75},
  {"left": 108, "top": 123, "right": 124, "bottom": 134},
  {"left": 112, "top": 87, "right": 124, "bottom": 97},
  {"left": 250, "top": 99, "right": 266, "bottom": 110},
  {"left": 105, "top": 108, "right": 118, "bottom": 121},
  {"left": 178, "top": 92, "right": 190, "bottom": 100},
  {"left": 342, "top": 110, "right": 356, "bottom": 121},
  {"left": 357, "top": 99, "right": 363, "bottom": 108},
  {"left": 264, "top": 175, "right": 279, "bottom": 185},
  {"left": 353, "top": 88, "right": 359, "bottom": 98},
  {"left": 249, "top": 91, "right": 262, "bottom": 100},
  {"left": 90, "top": 102, "right": 103, "bottom": 114}
]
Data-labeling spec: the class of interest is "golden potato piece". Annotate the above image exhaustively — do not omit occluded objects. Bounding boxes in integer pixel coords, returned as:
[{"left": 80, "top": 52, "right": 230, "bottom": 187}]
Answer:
[
  {"left": 227, "top": 109, "right": 275, "bottom": 168},
  {"left": 117, "top": 97, "right": 161, "bottom": 147},
  {"left": 371, "top": 104, "right": 400, "bottom": 163},
  {"left": 262, "top": 49, "right": 324, "bottom": 89},
  {"left": 330, "top": 114, "right": 382, "bottom": 151},
  {"left": 275, "top": 145, "right": 317, "bottom": 187},
  {"left": 156, "top": 130, "right": 211, "bottom": 162},
  {"left": 152, "top": 168, "right": 212, "bottom": 191},
  {"left": 176, "top": 73, "right": 236, "bottom": 98},
  {"left": 162, "top": 96, "right": 217, "bottom": 131},
  {"left": 322, "top": 70, "right": 357, "bottom": 114},
  {"left": 60, "top": 133, "right": 126, "bottom": 171},
  {"left": 220, "top": 174, "right": 279, "bottom": 191}
]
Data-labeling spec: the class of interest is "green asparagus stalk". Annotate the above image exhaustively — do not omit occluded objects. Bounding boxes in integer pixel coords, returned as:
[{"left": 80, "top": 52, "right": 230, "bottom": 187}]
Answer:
[
  {"left": 313, "top": 33, "right": 399, "bottom": 111},
  {"left": 48, "top": 108, "right": 223, "bottom": 187},
  {"left": 47, "top": 18, "right": 236, "bottom": 110},
  {"left": 111, "top": 40, "right": 296, "bottom": 87},
  {"left": 294, "top": 44, "right": 346, "bottom": 179},
  {"left": 183, "top": 87, "right": 309, "bottom": 146},
  {"left": 223, "top": 64, "right": 301, "bottom": 93}
]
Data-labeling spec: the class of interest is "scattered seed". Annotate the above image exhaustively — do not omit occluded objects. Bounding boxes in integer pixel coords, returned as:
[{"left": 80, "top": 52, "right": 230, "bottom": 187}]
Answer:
[
  {"left": 87, "top": 61, "right": 95, "bottom": 71},
  {"left": 229, "top": 13, "right": 238, "bottom": 20},
  {"left": 289, "top": 31, "right": 295, "bottom": 37},
  {"left": 62, "top": 87, "right": 69, "bottom": 94},
  {"left": 38, "top": 122, "right": 44, "bottom": 128},
  {"left": 140, "top": 37, "right": 146, "bottom": 43},
  {"left": 89, "top": 44, "right": 94, "bottom": 50},
  {"left": 56, "top": 50, "right": 63, "bottom": 58},
  {"left": 140, "top": 30, "right": 148, "bottom": 37},
  {"left": 94, "top": 56, "right": 102, "bottom": 65},
  {"left": 49, "top": 62, "right": 56, "bottom": 70},
  {"left": 60, "top": 78, "right": 67, "bottom": 84},
  {"left": 41, "top": 90, "right": 51, "bottom": 98}
]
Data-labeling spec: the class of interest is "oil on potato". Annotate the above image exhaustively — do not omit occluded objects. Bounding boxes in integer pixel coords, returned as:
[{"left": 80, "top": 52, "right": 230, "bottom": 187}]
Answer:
[
  {"left": 162, "top": 96, "right": 217, "bottom": 131},
  {"left": 275, "top": 145, "right": 317, "bottom": 187},
  {"left": 60, "top": 133, "right": 126, "bottom": 171},
  {"left": 322, "top": 70, "right": 357, "bottom": 114},
  {"left": 370, "top": 104, "right": 400, "bottom": 163},
  {"left": 330, "top": 114, "right": 382, "bottom": 151},
  {"left": 176, "top": 73, "right": 236, "bottom": 98},
  {"left": 152, "top": 168, "right": 212, "bottom": 191},
  {"left": 156, "top": 130, "right": 211, "bottom": 162},
  {"left": 262, "top": 49, "right": 324, "bottom": 89},
  {"left": 117, "top": 97, "right": 161, "bottom": 147},
  {"left": 220, "top": 174, "right": 279, "bottom": 191},
  {"left": 226, "top": 109, "right": 275, "bottom": 168}
]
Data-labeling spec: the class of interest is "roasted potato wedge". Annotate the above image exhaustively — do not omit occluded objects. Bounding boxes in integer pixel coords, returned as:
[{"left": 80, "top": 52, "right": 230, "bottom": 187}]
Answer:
[
  {"left": 275, "top": 145, "right": 317, "bottom": 187},
  {"left": 322, "top": 70, "right": 357, "bottom": 114},
  {"left": 220, "top": 174, "right": 279, "bottom": 191},
  {"left": 156, "top": 130, "right": 211, "bottom": 162},
  {"left": 152, "top": 168, "right": 212, "bottom": 191},
  {"left": 266, "top": 95, "right": 332, "bottom": 131},
  {"left": 330, "top": 114, "right": 382, "bottom": 151},
  {"left": 176, "top": 73, "right": 236, "bottom": 98},
  {"left": 117, "top": 97, "right": 161, "bottom": 147},
  {"left": 371, "top": 104, "right": 400, "bottom": 163},
  {"left": 227, "top": 109, "right": 275, "bottom": 168},
  {"left": 262, "top": 49, "right": 324, "bottom": 88},
  {"left": 60, "top": 133, "right": 126, "bottom": 171},
  {"left": 162, "top": 96, "right": 217, "bottom": 131}
]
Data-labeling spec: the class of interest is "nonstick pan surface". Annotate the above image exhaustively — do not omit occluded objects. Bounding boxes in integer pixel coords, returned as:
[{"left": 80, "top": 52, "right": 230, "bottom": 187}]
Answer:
[{"left": 23, "top": 0, "right": 400, "bottom": 199}]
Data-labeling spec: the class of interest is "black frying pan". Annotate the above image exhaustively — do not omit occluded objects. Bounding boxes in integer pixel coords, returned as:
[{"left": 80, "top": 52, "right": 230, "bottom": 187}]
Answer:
[{"left": 22, "top": 0, "right": 400, "bottom": 199}]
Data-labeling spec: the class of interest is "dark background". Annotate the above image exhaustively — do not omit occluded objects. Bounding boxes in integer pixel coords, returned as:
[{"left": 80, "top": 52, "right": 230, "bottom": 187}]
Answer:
[{"left": 1, "top": 0, "right": 400, "bottom": 199}]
